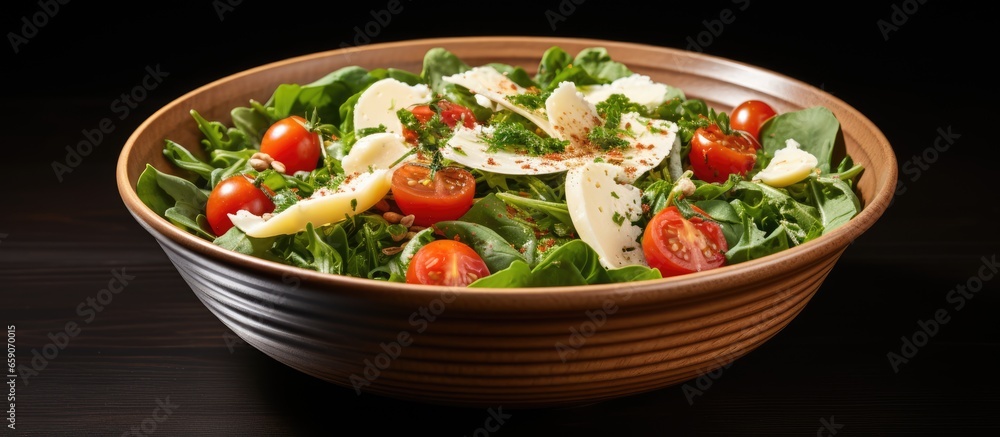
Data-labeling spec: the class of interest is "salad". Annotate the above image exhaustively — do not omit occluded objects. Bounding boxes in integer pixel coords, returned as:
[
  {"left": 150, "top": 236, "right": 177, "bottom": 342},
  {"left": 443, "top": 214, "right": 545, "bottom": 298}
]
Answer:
[{"left": 137, "top": 46, "right": 864, "bottom": 287}]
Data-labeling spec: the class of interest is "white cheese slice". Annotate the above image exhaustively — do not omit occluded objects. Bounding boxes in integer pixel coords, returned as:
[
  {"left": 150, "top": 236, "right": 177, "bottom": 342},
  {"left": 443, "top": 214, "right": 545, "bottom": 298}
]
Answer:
[
  {"left": 230, "top": 169, "right": 391, "bottom": 237},
  {"left": 341, "top": 133, "right": 414, "bottom": 175},
  {"left": 752, "top": 138, "right": 819, "bottom": 187},
  {"left": 442, "top": 112, "right": 677, "bottom": 183},
  {"left": 580, "top": 74, "right": 671, "bottom": 112},
  {"left": 442, "top": 66, "right": 557, "bottom": 137},
  {"left": 353, "top": 79, "right": 431, "bottom": 136},
  {"left": 546, "top": 81, "right": 601, "bottom": 143},
  {"left": 565, "top": 162, "right": 646, "bottom": 269}
]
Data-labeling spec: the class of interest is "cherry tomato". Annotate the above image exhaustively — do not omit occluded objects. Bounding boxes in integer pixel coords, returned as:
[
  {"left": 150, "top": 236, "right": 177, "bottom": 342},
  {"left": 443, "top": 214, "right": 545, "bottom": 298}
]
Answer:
[
  {"left": 688, "top": 124, "right": 759, "bottom": 183},
  {"left": 205, "top": 175, "right": 275, "bottom": 236},
  {"left": 260, "top": 115, "right": 321, "bottom": 174},
  {"left": 730, "top": 100, "right": 777, "bottom": 141},
  {"left": 390, "top": 163, "right": 476, "bottom": 227},
  {"left": 402, "top": 100, "right": 478, "bottom": 143},
  {"left": 642, "top": 206, "right": 728, "bottom": 277},
  {"left": 406, "top": 240, "right": 491, "bottom": 286}
]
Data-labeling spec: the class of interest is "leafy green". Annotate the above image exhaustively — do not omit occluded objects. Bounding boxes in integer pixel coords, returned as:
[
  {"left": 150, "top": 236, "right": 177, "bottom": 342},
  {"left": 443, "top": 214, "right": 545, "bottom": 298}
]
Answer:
[
  {"left": 572, "top": 47, "right": 633, "bottom": 83},
  {"left": 163, "top": 140, "right": 213, "bottom": 182},
  {"left": 421, "top": 48, "right": 469, "bottom": 94},
  {"left": 458, "top": 194, "right": 538, "bottom": 266},
  {"left": 483, "top": 121, "right": 568, "bottom": 156},
  {"left": 535, "top": 46, "right": 574, "bottom": 90},
  {"left": 485, "top": 63, "right": 538, "bottom": 88},
  {"left": 758, "top": 107, "right": 841, "bottom": 173},
  {"left": 469, "top": 240, "right": 660, "bottom": 287},
  {"left": 190, "top": 110, "right": 249, "bottom": 152},
  {"left": 267, "top": 66, "right": 377, "bottom": 125},
  {"left": 213, "top": 226, "right": 277, "bottom": 259},
  {"left": 136, "top": 164, "right": 212, "bottom": 239},
  {"left": 434, "top": 221, "right": 527, "bottom": 273}
]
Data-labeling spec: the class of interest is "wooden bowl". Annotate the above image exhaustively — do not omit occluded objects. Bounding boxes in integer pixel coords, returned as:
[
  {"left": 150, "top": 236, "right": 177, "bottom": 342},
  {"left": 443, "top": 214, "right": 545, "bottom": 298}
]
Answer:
[{"left": 116, "top": 37, "right": 896, "bottom": 408}]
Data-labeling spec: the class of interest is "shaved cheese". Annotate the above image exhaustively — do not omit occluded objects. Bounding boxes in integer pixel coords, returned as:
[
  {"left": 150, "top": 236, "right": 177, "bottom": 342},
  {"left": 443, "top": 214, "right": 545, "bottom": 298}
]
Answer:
[
  {"left": 580, "top": 74, "right": 671, "bottom": 112},
  {"left": 353, "top": 79, "right": 431, "bottom": 136},
  {"left": 341, "top": 133, "right": 414, "bottom": 175},
  {"left": 442, "top": 67, "right": 557, "bottom": 137},
  {"left": 565, "top": 162, "right": 646, "bottom": 268},
  {"left": 230, "top": 170, "right": 391, "bottom": 237},
  {"left": 546, "top": 81, "right": 601, "bottom": 143}
]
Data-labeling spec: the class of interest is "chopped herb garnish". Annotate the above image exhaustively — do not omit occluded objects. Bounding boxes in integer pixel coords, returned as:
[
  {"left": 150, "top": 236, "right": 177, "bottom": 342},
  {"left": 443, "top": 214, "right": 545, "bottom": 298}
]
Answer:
[
  {"left": 350, "top": 198, "right": 358, "bottom": 212},
  {"left": 357, "top": 124, "right": 387, "bottom": 138},
  {"left": 588, "top": 93, "right": 647, "bottom": 151},
  {"left": 505, "top": 90, "right": 552, "bottom": 110},
  {"left": 612, "top": 211, "right": 626, "bottom": 226},
  {"left": 610, "top": 191, "right": 620, "bottom": 199},
  {"left": 483, "top": 122, "right": 568, "bottom": 156}
]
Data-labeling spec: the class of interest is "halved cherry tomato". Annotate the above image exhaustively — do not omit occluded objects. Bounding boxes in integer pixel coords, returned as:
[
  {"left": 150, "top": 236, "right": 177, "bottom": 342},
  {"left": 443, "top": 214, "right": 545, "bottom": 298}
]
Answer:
[
  {"left": 642, "top": 206, "right": 728, "bottom": 277},
  {"left": 391, "top": 163, "right": 476, "bottom": 227},
  {"left": 406, "top": 239, "right": 491, "bottom": 286},
  {"left": 205, "top": 174, "right": 275, "bottom": 236},
  {"left": 402, "top": 100, "right": 477, "bottom": 143},
  {"left": 688, "top": 124, "right": 759, "bottom": 183},
  {"left": 730, "top": 100, "right": 777, "bottom": 141},
  {"left": 260, "top": 115, "right": 322, "bottom": 174}
]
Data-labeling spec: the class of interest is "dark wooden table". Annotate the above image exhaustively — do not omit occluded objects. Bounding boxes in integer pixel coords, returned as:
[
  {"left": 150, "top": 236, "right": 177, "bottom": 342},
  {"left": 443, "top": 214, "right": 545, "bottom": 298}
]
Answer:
[{"left": 3, "top": 2, "right": 997, "bottom": 435}]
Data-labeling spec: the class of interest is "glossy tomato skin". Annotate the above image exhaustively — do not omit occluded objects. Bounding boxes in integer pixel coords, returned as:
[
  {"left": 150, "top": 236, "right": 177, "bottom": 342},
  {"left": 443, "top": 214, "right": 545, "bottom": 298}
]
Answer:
[
  {"left": 260, "top": 115, "right": 321, "bottom": 174},
  {"left": 730, "top": 100, "right": 777, "bottom": 141},
  {"left": 205, "top": 175, "right": 275, "bottom": 236},
  {"left": 391, "top": 163, "right": 476, "bottom": 227},
  {"left": 688, "top": 124, "right": 759, "bottom": 183},
  {"left": 402, "top": 101, "right": 477, "bottom": 143},
  {"left": 406, "top": 240, "right": 491, "bottom": 286},
  {"left": 642, "top": 206, "right": 728, "bottom": 277}
]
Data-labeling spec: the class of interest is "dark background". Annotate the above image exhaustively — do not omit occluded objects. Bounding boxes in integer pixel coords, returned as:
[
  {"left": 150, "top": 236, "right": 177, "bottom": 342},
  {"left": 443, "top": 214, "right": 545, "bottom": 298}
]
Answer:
[{"left": 2, "top": 1, "right": 997, "bottom": 435}]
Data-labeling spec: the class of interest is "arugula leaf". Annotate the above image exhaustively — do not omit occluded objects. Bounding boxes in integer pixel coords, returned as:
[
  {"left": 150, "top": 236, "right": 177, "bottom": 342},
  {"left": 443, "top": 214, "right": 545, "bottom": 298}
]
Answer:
[
  {"left": 136, "top": 164, "right": 212, "bottom": 239},
  {"left": 163, "top": 140, "right": 213, "bottom": 182},
  {"left": 190, "top": 110, "right": 250, "bottom": 152},
  {"left": 230, "top": 103, "right": 273, "bottom": 148}
]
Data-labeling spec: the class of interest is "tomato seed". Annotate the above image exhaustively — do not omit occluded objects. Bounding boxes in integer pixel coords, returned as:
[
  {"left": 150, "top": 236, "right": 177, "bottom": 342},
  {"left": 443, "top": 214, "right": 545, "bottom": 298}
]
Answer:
[{"left": 671, "top": 243, "right": 679, "bottom": 252}]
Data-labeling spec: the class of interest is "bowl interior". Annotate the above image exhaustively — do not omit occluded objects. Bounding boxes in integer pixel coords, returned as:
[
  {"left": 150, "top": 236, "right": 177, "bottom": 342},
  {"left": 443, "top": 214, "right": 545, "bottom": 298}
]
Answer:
[{"left": 117, "top": 36, "right": 897, "bottom": 301}]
